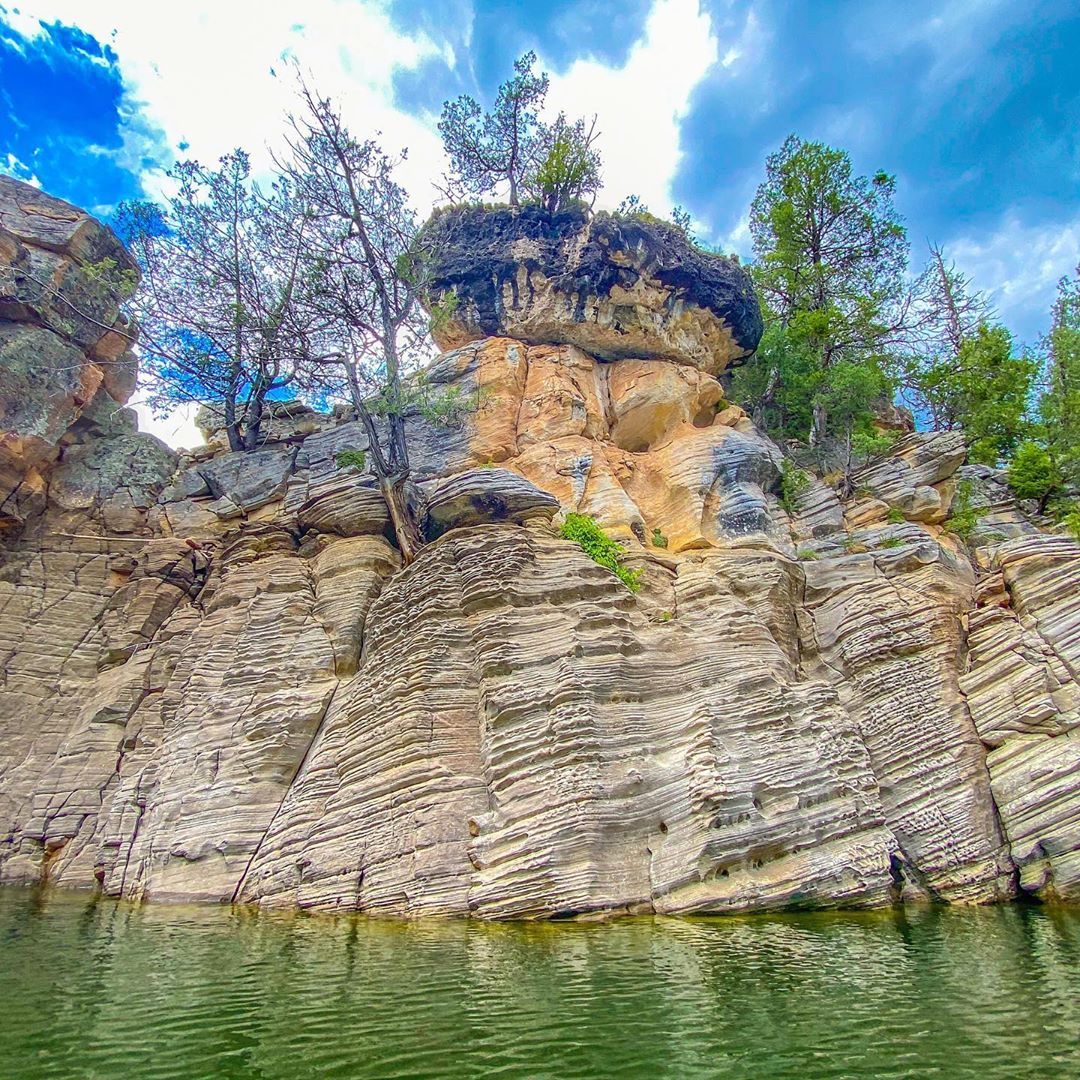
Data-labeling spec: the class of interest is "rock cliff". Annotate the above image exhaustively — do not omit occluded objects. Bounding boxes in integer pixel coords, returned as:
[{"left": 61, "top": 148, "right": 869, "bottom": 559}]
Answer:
[{"left": 1, "top": 180, "right": 1078, "bottom": 917}]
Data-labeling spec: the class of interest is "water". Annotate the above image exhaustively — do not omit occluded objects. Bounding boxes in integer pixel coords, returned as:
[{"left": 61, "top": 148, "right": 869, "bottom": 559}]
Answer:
[{"left": 1, "top": 888, "right": 1078, "bottom": 1080}]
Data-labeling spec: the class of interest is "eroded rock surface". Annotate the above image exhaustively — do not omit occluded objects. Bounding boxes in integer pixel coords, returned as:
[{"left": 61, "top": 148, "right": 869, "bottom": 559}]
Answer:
[
  {"left": 2, "top": 184, "right": 1079, "bottom": 916},
  {"left": 419, "top": 205, "right": 763, "bottom": 374}
]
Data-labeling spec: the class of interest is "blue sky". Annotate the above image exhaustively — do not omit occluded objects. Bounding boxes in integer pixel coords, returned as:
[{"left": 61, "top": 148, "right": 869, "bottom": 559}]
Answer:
[{"left": 2, "top": 0, "right": 1078, "bottom": 355}]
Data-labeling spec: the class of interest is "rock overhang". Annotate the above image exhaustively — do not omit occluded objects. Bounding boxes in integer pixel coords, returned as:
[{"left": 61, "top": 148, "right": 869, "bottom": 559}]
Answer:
[{"left": 417, "top": 204, "right": 764, "bottom": 376}]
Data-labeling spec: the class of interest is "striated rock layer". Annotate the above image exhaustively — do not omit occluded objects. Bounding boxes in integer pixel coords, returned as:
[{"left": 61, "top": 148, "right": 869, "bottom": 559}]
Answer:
[{"left": 1, "top": 183, "right": 1079, "bottom": 917}]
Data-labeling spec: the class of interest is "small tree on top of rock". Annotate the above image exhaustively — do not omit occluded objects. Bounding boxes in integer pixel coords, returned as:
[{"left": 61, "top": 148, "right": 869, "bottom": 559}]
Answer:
[
  {"left": 524, "top": 113, "right": 602, "bottom": 213},
  {"left": 438, "top": 52, "right": 602, "bottom": 211},
  {"left": 439, "top": 52, "right": 549, "bottom": 207}
]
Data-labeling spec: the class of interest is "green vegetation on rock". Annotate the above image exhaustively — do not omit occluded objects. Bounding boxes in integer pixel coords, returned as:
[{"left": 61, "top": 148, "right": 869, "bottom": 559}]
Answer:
[
  {"left": 560, "top": 512, "right": 641, "bottom": 593},
  {"left": 778, "top": 458, "right": 812, "bottom": 515},
  {"left": 944, "top": 480, "right": 984, "bottom": 543}
]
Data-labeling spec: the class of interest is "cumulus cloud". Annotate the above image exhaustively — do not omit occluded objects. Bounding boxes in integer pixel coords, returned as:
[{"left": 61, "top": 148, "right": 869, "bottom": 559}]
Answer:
[
  {"left": 4, "top": 0, "right": 451, "bottom": 207},
  {"left": 0, "top": 152, "right": 41, "bottom": 186},
  {"left": 946, "top": 213, "right": 1080, "bottom": 345},
  {"left": 4, "top": 0, "right": 723, "bottom": 445},
  {"left": 542, "top": 0, "right": 718, "bottom": 216}
]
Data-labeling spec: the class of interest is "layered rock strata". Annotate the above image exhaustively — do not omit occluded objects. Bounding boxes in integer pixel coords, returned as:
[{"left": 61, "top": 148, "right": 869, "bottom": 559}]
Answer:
[{"left": 1, "top": 182, "right": 1078, "bottom": 916}]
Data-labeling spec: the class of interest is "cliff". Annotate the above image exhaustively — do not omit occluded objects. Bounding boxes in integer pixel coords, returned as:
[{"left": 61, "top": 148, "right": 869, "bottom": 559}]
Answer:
[{"left": 1, "top": 179, "right": 1078, "bottom": 917}]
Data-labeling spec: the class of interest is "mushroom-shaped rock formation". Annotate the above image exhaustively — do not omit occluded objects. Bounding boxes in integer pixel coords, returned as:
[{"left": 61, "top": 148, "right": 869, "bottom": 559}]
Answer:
[{"left": 419, "top": 204, "right": 763, "bottom": 375}]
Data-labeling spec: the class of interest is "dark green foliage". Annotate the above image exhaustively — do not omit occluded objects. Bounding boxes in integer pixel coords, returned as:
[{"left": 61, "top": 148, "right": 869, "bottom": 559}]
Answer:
[
  {"left": 944, "top": 480, "right": 983, "bottom": 543},
  {"left": 921, "top": 325, "right": 1036, "bottom": 465},
  {"left": 650, "top": 527, "right": 668, "bottom": 549},
  {"left": 751, "top": 136, "right": 908, "bottom": 339},
  {"left": 877, "top": 537, "right": 904, "bottom": 549},
  {"left": 560, "top": 512, "right": 641, "bottom": 592},
  {"left": 796, "top": 548, "right": 819, "bottom": 560},
  {"left": 1008, "top": 441, "right": 1058, "bottom": 508},
  {"left": 728, "top": 322, "right": 819, "bottom": 438},
  {"left": 778, "top": 458, "right": 812, "bottom": 514},
  {"left": 1039, "top": 270, "right": 1080, "bottom": 492},
  {"left": 525, "top": 113, "right": 601, "bottom": 213},
  {"left": 748, "top": 135, "right": 912, "bottom": 446},
  {"left": 335, "top": 449, "right": 367, "bottom": 472},
  {"left": 887, "top": 507, "right": 906, "bottom": 524},
  {"left": 851, "top": 425, "right": 900, "bottom": 462}
]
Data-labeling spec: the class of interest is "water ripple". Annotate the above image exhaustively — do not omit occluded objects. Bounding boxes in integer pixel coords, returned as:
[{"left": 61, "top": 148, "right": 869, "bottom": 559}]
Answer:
[{"left": 2, "top": 888, "right": 1078, "bottom": 1079}]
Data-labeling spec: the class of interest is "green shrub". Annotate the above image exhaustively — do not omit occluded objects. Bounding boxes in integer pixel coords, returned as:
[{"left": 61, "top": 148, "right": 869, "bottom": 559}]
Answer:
[
  {"left": 779, "top": 459, "right": 812, "bottom": 515},
  {"left": 851, "top": 427, "right": 900, "bottom": 462},
  {"left": 796, "top": 548, "right": 819, "bottom": 561},
  {"left": 560, "top": 512, "right": 641, "bottom": 593},
  {"left": 877, "top": 537, "right": 904, "bottom": 549},
  {"left": 651, "top": 527, "right": 668, "bottom": 549},
  {"left": 1062, "top": 505, "right": 1080, "bottom": 540},
  {"left": 886, "top": 507, "right": 905, "bottom": 524},
  {"left": 335, "top": 449, "right": 367, "bottom": 471},
  {"left": 944, "top": 479, "right": 983, "bottom": 543},
  {"left": 1007, "top": 441, "right": 1058, "bottom": 508},
  {"left": 427, "top": 290, "right": 460, "bottom": 338}
]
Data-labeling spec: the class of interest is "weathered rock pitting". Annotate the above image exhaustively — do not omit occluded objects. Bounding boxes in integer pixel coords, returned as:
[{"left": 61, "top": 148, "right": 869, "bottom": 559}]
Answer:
[
  {"left": 419, "top": 205, "right": 763, "bottom": 374},
  {"left": 2, "top": 184, "right": 1079, "bottom": 916}
]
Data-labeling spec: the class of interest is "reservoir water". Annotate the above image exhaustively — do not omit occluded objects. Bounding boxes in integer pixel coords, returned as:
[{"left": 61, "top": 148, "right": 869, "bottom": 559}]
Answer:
[{"left": 1, "top": 887, "right": 1077, "bottom": 1079}]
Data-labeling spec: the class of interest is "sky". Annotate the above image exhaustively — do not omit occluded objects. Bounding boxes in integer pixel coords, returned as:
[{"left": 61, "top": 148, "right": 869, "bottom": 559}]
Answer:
[{"left": 2, "top": 0, "right": 1078, "bottom": 446}]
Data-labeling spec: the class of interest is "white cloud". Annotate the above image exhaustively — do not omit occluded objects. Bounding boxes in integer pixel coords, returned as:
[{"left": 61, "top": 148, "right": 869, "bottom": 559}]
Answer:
[
  {"left": 542, "top": 0, "right": 718, "bottom": 217},
  {"left": 4, "top": 0, "right": 450, "bottom": 207},
  {"left": 0, "top": 152, "right": 41, "bottom": 187},
  {"left": 946, "top": 213, "right": 1080, "bottom": 345},
  {"left": 4, "top": 0, "right": 724, "bottom": 446},
  {"left": 129, "top": 398, "right": 202, "bottom": 452}
]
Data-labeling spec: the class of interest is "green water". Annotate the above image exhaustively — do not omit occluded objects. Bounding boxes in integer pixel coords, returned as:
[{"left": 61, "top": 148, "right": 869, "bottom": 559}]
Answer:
[{"left": 1, "top": 888, "right": 1078, "bottom": 1079}]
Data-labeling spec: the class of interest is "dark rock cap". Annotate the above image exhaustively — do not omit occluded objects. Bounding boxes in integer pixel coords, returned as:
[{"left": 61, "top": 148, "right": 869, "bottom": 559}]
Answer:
[{"left": 418, "top": 204, "right": 763, "bottom": 375}]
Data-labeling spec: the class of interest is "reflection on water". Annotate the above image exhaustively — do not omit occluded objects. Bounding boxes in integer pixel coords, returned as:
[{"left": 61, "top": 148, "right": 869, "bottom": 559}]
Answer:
[{"left": 1, "top": 887, "right": 1078, "bottom": 1079}]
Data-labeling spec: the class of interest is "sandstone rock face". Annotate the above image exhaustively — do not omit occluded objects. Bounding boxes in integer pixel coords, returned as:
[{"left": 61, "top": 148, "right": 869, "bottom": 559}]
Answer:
[
  {"left": 0, "top": 176, "right": 143, "bottom": 533},
  {"left": 2, "top": 186, "right": 1079, "bottom": 918},
  {"left": 419, "top": 205, "right": 763, "bottom": 374}
]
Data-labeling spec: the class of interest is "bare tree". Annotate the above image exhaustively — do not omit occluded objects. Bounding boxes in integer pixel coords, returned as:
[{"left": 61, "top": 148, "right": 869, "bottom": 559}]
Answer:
[
  {"left": 281, "top": 81, "right": 435, "bottom": 562},
  {"left": 116, "top": 151, "right": 317, "bottom": 451}
]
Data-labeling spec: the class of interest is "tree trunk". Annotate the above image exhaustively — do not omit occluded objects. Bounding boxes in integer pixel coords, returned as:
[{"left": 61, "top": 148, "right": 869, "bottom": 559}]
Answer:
[
  {"left": 380, "top": 472, "right": 424, "bottom": 565},
  {"left": 243, "top": 394, "right": 264, "bottom": 451},
  {"left": 223, "top": 393, "right": 243, "bottom": 453},
  {"left": 839, "top": 421, "right": 854, "bottom": 498},
  {"left": 754, "top": 363, "right": 781, "bottom": 427},
  {"left": 810, "top": 400, "right": 828, "bottom": 447}
]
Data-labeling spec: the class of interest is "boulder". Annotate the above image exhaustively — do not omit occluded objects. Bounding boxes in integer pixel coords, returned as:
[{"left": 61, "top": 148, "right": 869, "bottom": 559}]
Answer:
[
  {"left": 419, "top": 205, "right": 763, "bottom": 374},
  {"left": 421, "top": 468, "right": 559, "bottom": 539}
]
